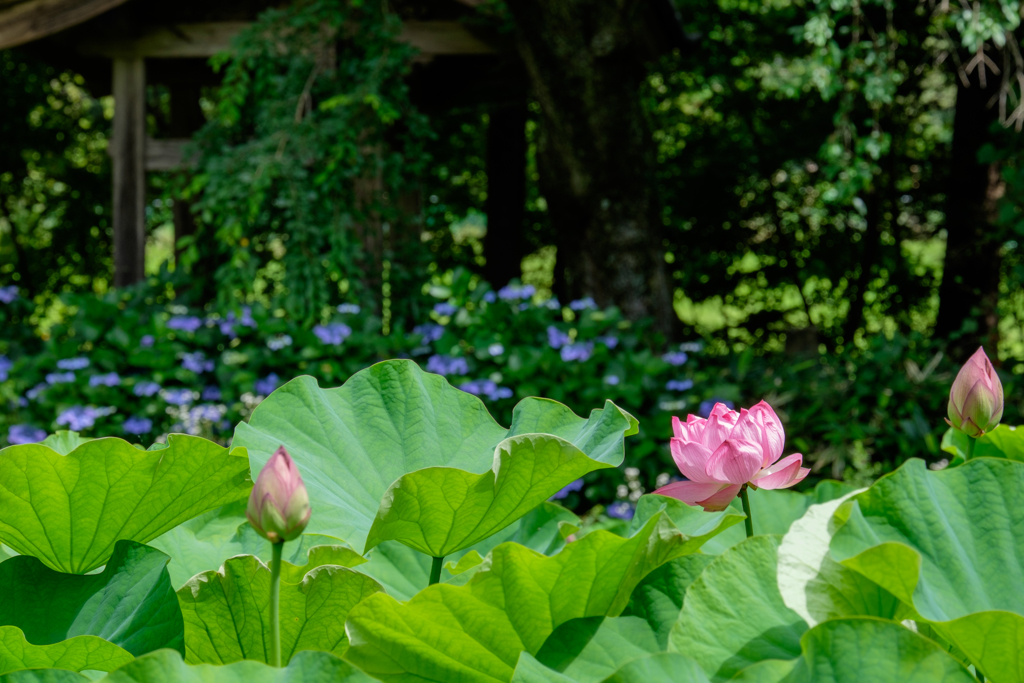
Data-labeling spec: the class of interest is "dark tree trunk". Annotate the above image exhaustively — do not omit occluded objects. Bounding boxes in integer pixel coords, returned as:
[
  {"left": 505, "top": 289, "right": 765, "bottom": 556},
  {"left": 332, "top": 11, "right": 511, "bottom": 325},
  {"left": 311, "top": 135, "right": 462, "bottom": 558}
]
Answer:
[
  {"left": 483, "top": 101, "right": 528, "bottom": 287},
  {"left": 935, "top": 75, "right": 1004, "bottom": 356},
  {"left": 506, "top": 0, "right": 678, "bottom": 340}
]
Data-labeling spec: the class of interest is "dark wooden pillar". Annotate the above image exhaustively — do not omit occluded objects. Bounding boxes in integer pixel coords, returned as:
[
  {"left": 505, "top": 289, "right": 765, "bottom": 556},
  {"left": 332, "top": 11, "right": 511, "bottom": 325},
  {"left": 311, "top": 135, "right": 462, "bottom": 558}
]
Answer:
[
  {"left": 482, "top": 101, "right": 528, "bottom": 287},
  {"left": 168, "top": 84, "right": 204, "bottom": 262},
  {"left": 112, "top": 56, "right": 146, "bottom": 286}
]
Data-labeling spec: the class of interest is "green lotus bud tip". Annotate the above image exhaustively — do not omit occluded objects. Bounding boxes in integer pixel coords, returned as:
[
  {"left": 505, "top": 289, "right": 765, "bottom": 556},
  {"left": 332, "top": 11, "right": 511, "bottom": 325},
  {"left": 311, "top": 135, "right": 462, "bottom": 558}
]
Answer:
[
  {"left": 947, "top": 347, "right": 1004, "bottom": 438},
  {"left": 246, "top": 445, "right": 311, "bottom": 543}
]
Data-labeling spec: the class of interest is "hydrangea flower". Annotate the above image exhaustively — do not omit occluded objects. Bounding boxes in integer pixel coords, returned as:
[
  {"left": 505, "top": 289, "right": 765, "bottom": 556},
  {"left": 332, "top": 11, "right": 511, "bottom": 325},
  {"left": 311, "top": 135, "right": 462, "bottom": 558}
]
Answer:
[
  {"left": 0, "top": 286, "right": 19, "bottom": 304},
  {"left": 239, "top": 307, "right": 256, "bottom": 328},
  {"left": 487, "top": 343, "right": 505, "bottom": 357},
  {"left": 267, "top": 335, "right": 293, "bottom": 351},
  {"left": 551, "top": 478, "right": 584, "bottom": 500},
  {"left": 547, "top": 326, "right": 571, "bottom": 349},
  {"left": 255, "top": 373, "right": 281, "bottom": 396},
  {"left": 134, "top": 381, "right": 161, "bottom": 397},
  {"left": 313, "top": 323, "right": 353, "bottom": 346},
  {"left": 545, "top": 297, "right": 561, "bottom": 310},
  {"left": 167, "top": 316, "right": 203, "bottom": 333},
  {"left": 433, "top": 302, "right": 457, "bottom": 316},
  {"left": 498, "top": 284, "right": 535, "bottom": 301},
  {"left": 181, "top": 352, "right": 215, "bottom": 373},
  {"left": 0, "top": 355, "right": 12, "bottom": 382},
  {"left": 605, "top": 375, "right": 620, "bottom": 385},
  {"left": 202, "top": 386, "right": 222, "bottom": 401},
  {"left": 123, "top": 416, "right": 153, "bottom": 435},
  {"left": 458, "top": 379, "right": 513, "bottom": 401},
  {"left": 161, "top": 388, "right": 195, "bottom": 406},
  {"left": 26, "top": 383, "right": 46, "bottom": 401},
  {"left": 666, "top": 379, "right": 694, "bottom": 392},
  {"left": 8, "top": 424, "right": 46, "bottom": 445},
  {"left": 175, "top": 403, "right": 228, "bottom": 435},
  {"left": 46, "top": 371, "right": 76, "bottom": 385},
  {"left": 699, "top": 398, "right": 734, "bottom": 418},
  {"left": 598, "top": 335, "right": 619, "bottom": 349},
  {"left": 89, "top": 372, "right": 121, "bottom": 387},
  {"left": 569, "top": 297, "right": 597, "bottom": 311},
  {"left": 57, "top": 357, "right": 89, "bottom": 371},
  {"left": 426, "top": 355, "right": 469, "bottom": 376},
  {"left": 607, "top": 501, "right": 635, "bottom": 520},
  {"left": 663, "top": 351, "right": 689, "bottom": 366},
  {"left": 337, "top": 303, "right": 361, "bottom": 314},
  {"left": 483, "top": 291, "right": 497, "bottom": 303},
  {"left": 56, "top": 405, "right": 115, "bottom": 431},
  {"left": 561, "top": 343, "right": 593, "bottom": 362},
  {"left": 140, "top": 335, "right": 155, "bottom": 348},
  {"left": 215, "top": 307, "right": 258, "bottom": 338},
  {"left": 413, "top": 324, "right": 445, "bottom": 343}
]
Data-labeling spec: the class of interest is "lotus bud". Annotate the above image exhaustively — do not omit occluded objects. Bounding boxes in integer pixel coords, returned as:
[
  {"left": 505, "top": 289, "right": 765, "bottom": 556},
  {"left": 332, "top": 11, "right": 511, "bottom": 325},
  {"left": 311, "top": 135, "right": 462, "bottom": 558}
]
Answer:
[
  {"left": 947, "top": 347, "right": 1004, "bottom": 438},
  {"left": 246, "top": 445, "right": 311, "bottom": 543}
]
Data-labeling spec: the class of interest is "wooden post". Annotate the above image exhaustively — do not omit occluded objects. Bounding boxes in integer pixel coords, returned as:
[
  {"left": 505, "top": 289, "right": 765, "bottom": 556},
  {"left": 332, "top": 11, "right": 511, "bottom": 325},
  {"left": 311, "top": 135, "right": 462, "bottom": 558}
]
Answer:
[{"left": 112, "top": 56, "right": 146, "bottom": 287}]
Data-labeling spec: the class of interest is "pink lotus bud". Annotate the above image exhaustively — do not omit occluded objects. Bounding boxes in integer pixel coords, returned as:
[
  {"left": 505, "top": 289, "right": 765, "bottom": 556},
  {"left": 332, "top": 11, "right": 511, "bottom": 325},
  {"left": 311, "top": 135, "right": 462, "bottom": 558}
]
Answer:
[
  {"left": 246, "top": 445, "right": 311, "bottom": 543},
  {"left": 947, "top": 347, "right": 1003, "bottom": 438}
]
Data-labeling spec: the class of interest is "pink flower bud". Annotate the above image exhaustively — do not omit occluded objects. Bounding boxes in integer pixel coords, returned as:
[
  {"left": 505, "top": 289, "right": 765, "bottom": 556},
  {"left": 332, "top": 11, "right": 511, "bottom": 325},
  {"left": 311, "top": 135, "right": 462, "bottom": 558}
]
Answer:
[
  {"left": 246, "top": 445, "right": 311, "bottom": 543},
  {"left": 947, "top": 347, "right": 1004, "bottom": 438}
]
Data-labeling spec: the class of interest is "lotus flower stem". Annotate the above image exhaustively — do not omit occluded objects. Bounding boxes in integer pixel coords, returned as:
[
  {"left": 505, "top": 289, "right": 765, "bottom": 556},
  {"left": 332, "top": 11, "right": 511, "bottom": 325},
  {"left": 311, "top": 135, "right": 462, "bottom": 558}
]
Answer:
[
  {"left": 270, "top": 541, "right": 283, "bottom": 667},
  {"left": 429, "top": 555, "right": 444, "bottom": 586},
  {"left": 740, "top": 486, "right": 754, "bottom": 538},
  {"left": 966, "top": 438, "right": 976, "bottom": 462}
]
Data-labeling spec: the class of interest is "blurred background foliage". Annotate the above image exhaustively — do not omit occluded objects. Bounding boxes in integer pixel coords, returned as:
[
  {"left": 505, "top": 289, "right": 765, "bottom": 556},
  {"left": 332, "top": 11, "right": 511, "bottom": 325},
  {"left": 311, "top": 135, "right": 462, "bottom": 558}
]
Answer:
[{"left": 3, "top": 0, "right": 1024, "bottom": 510}]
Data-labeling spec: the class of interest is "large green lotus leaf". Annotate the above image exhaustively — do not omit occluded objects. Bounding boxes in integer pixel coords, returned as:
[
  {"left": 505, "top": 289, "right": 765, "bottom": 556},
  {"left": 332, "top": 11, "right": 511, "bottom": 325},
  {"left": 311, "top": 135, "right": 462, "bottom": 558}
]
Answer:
[
  {"left": 99, "top": 648, "right": 374, "bottom": 682},
  {"left": 730, "top": 617, "right": 975, "bottom": 683},
  {"left": 941, "top": 424, "right": 1024, "bottom": 463},
  {"left": 38, "top": 432, "right": 93, "bottom": 456},
  {"left": 534, "top": 617, "right": 659, "bottom": 682},
  {"left": 178, "top": 554, "right": 382, "bottom": 665},
  {"left": 0, "top": 435, "right": 252, "bottom": 573},
  {"left": 621, "top": 554, "right": 714, "bottom": 648},
  {"left": 628, "top": 494, "right": 745, "bottom": 546},
  {"left": 510, "top": 651, "right": 709, "bottom": 683},
  {"left": 775, "top": 490, "right": 900, "bottom": 627},
  {"left": 149, "top": 501, "right": 363, "bottom": 588},
  {"left": 511, "top": 654, "right": 576, "bottom": 683},
  {"left": 829, "top": 458, "right": 1024, "bottom": 682},
  {"left": 345, "top": 510, "right": 713, "bottom": 683},
  {"left": 365, "top": 435, "right": 605, "bottom": 556},
  {"left": 0, "top": 627, "right": 133, "bottom": 676},
  {"left": 0, "top": 541, "right": 182, "bottom": 657},
  {"left": 0, "top": 670, "right": 90, "bottom": 682},
  {"left": 232, "top": 360, "right": 635, "bottom": 552},
  {"left": 669, "top": 536, "right": 806, "bottom": 682}
]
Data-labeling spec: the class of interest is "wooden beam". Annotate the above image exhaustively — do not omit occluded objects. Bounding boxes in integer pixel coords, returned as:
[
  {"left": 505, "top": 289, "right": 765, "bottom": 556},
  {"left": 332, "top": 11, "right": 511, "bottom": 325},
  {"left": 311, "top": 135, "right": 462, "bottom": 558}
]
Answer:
[
  {"left": 112, "top": 56, "right": 146, "bottom": 287},
  {"left": 145, "top": 138, "right": 193, "bottom": 171},
  {"left": 452, "top": 0, "right": 485, "bottom": 6},
  {"left": 400, "top": 21, "right": 494, "bottom": 55},
  {"left": 0, "top": 0, "right": 130, "bottom": 51}
]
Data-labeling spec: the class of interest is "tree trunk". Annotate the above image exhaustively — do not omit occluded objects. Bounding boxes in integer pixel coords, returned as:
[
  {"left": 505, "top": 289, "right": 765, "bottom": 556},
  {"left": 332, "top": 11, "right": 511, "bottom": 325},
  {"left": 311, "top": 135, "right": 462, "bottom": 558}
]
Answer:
[
  {"left": 934, "top": 75, "right": 1004, "bottom": 356},
  {"left": 483, "top": 101, "right": 528, "bottom": 288},
  {"left": 506, "top": 0, "right": 677, "bottom": 339}
]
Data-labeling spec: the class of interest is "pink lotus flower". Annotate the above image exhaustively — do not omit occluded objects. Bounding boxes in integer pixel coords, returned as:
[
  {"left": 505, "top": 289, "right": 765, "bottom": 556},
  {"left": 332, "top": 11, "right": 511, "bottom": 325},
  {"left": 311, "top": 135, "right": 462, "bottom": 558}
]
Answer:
[
  {"left": 247, "top": 445, "right": 312, "bottom": 543},
  {"left": 947, "top": 347, "right": 1003, "bottom": 438},
  {"left": 654, "top": 401, "right": 809, "bottom": 511}
]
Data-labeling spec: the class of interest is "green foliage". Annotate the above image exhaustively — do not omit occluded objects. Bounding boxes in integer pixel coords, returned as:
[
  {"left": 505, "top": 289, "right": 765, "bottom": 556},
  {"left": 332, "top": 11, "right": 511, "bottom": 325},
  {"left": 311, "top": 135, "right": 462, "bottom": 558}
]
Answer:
[
  {"left": 0, "top": 627, "right": 133, "bottom": 676},
  {"left": 101, "top": 649, "right": 373, "bottom": 682}
]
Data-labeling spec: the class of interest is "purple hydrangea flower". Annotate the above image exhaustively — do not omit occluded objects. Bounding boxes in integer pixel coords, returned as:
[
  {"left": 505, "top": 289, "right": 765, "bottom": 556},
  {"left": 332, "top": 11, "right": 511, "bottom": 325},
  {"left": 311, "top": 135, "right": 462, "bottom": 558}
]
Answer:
[
  {"left": 545, "top": 297, "right": 561, "bottom": 310},
  {"left": 240, "top": 307, "right": 256, "bottom": 328},
  {"left": 267, "top": 335, "right": 292, "bottom": 351},
  {"left": 498, "top": 284, "right": 535, "bottom": 301},
  {"left": 699, "top": 399, "right": 735, "bottom": 418},
  {"left": 202, "top": 386, "right": 222, "bottom": 401},
  {"left": 666, "top": 379, "right": 694, "bottom": 392},
  {"left": 483, "top": 291, "right": 497, "bottom": 303},
  {"left": 134, "top": 381, "right": 161, "bottom": 397},
  {"left": 167, "top": 316, "right": 203, "bottom": 333},
  {"left": 313, "top": 323, "right": 353, "bottom": 346},
  {"left": 140, "top": 335, "right": 155, "bottom": 348},
  {"left": 560, "top": 342, "right": 594, "bottom": 363},
  {"left": 569, "top": 297, "right": 597, "bottom": 311},
  {"left": 8, "top": 424, "right": 46, "bottom": 445},
  {"left": 458, "top": 379, "right": 513, "bottom": 401},
  {"left": 46, "top": 371, "right": 76, "bottom": 385},
  {"left": 426, "top": 355, "right": 469, "bottom": 376},
  {"left": 598, "top": 335, "right": 619, "bottom": 349},
  {"left": 663, "top": 351, "right": 689, "bottom": 366},
  {"left": 89, "top": 372, "right": 121, "bottom": 387},
  {"left": 57, "top": 357, "right": 89, "bottom": 371},
  {"left": 255, "top": 373, "right": 281, "bottom": 396},
  {"left": 162, "top": 388, "right": 195, "bottom": 406},
  {"left": 0, "top": 286, "right": 18, "bottom": 304},
  {"left": 547, "top": 326, "right": 571, "bottom": 349},
  {"left": 487, "top": 343, "right": 505, "bottom": 357},
  {"left": 433, "top": 302, "right": 457, "bottom": 316},
  {"left": 26, "top": 383, "right": 46, "bottom": 401},
  {"left": 181, "top": 352, "right": 215, "bottom": 374},
  {"left": 605, "top": 375, "right": 620, "bottom": 385},
  {"left": 337, "top": 303, "right": 361, "bottom": 314},
  {"left": 123, "top": 416, "right": 153, "bottom": 435},
  {"left": 607, "top": 501, "right": 635, "bottom": 520},
  {"left": 56, "top": 405, "right": 115, "bottom": 431},
  {"left": 0, "top": 355, "right": 11, "bottom": 382},
  {"left": 551, "top": 478, "right": 584, "bottom": 500},
  {"left": 413, "top": 324, "right": 445, "bottom": 343},
  {"left": 518, "top": 302, "right": 531, "bottom": 311}
]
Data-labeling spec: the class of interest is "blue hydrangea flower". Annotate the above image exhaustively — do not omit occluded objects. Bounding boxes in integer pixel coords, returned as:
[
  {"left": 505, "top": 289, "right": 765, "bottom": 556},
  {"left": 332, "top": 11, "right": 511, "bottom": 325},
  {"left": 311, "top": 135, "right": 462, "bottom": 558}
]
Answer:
[
  {"left": 598, "top": 335, "right": 619, "bottom": 349},
  {"left": 426, "top": 355, "right": 469, "bottom": 376},
  {"left": 458, "top": 379, "right": 513, "bottom": 401},
  {"left": 123, "top": 416, "right": 153, "bottom": 435},
  {"left": 267, "top": 335, "right": 292, "bottom": 351},
  {"left": 498, "top": 284, "right": 535, "bottom": 301},
  {"left": 161, "top": 388, "right": 195, "bottom": 406},
  {"left": 202, "top": 386, "right": 222, "bottom": 401},
  {"left": 337, "top": 303, "right": 361, "bottom": 314},
  {"left": 551, "top": 478, "right": 584, "bottom": 500},
  {"left": 0, "top": 355, "right": 11, "bottom": 382},
  {"left": 433, "top": 302, "right": 457, "bottom": 316},
  {"left": 181, "top": 352, "right": 215, "bottom": 373},
  {"left": 547, "top": 326, "right": 571, "bottom": 349},
  {"left": 545, "top": 297, "right": 561, "bottom": 310},
  {"left": 26, "top": 383, "right": 46, "bottom": 401},
  {"left": 413, "top": 324, "right": 445, "bottom": 343},
  {"left": 605, "top": 375, "right": 620, "bottom": 385},
  {"left": 483, "top": 291, "right": 497, "bottom": 303},
  {"left": 134, "top": 381, "right": 161, "bottom": 397},
  {"left": 699, "top": 399, "right": 735, "bottom": 418},
  {"left": 8, "top": 424, "right": 46, "bottom": 445},
  {"left": 89, "top": 372, "right": 121, "bottom": 387},
  {"left": 560, "top": 342, "right": 594, "bottom": 363},
  {"left": 518, "top": 302, "right": 530, "bottom": 311},
  {"left": 240, "top": 307, "right": 256, "bottom": 328},
  {"left": 607, "top": 501, "right": 635, "bottom": 520},
  {"left": 56, "top": 405, "right": 115, "bottom": 431},
  {"left": 663, "top": 351, "right": 689, "bottom": 366},
  {"left": 569, "top": 297, "right": 597, "bottom": 311},
  {"left": 666, "top": 379, "right": 694, "bottom": 392},
  {"left": 167, "top": 315, "right": 203, "bottom": 333},
  {"left": 0, "top": 286, "right": 18, "bottom": 304},
  {"left": 487, "top": 343, "right": 505, "bottom": 357},
  {"left": 255, "top": 373, "right": 281, "bottom": 396},
  {"left": 57, "top": 357, "right": 89, "bottom": 370},
  {"left": 313, "top": 323, "right": 353, "bottom": 346},
  {"left": 46, "top": 371, "right": 76, "bottom": 385},
  {"left": 140, "top": 335, "right": 155, "bottom": 348}
]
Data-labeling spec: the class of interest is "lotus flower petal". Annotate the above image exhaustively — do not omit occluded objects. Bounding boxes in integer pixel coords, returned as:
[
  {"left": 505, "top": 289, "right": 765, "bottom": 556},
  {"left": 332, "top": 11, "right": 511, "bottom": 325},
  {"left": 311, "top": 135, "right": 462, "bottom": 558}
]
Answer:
[
  {"left": 705, "top": 439, "right": 763, "bottom": 485},
  {"left": 948, "top": 347, "right": 1004, "bottom": 436},
  {"left": 694, "top": 483, "right": 743, "bottom": 511},
  {"left": 703, "top": 413, "right": 734, "bottom": 451},
  {"left": 654, "top": 480, "right": 730, "bottom": 507},
  {"left": 751, "top": 400, "right": 785, "bottom": 467},
  {"left": 752, "top": 453, "right": 806, "bottom": 489},
  {"left": 670, "top": 438, "right": 716, "bottom": 483}
]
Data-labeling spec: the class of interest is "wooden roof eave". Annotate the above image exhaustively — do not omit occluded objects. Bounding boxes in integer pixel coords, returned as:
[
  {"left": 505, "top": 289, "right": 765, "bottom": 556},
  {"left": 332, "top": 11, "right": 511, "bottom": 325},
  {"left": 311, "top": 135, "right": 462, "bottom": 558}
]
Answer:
[{"left": 0, "top": 0, "right": 131, "bottom": 51}]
